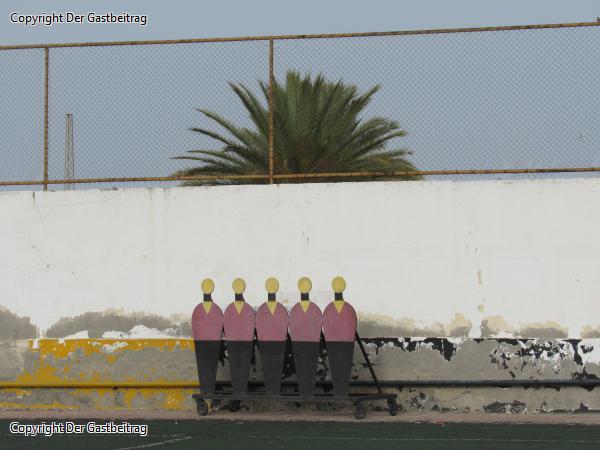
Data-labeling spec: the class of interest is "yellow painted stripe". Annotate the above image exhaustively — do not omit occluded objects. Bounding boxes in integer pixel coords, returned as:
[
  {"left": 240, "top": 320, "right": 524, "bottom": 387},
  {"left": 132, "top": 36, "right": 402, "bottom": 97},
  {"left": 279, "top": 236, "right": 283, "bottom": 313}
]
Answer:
[
  {"left": 0, "top": 387, "right": 197, "bottom": 410},
  {"left": 6, "top": 339, "right": 199, "bottom": 389},
  {"left": 0, "top": 381, "right": 199, "bottom": 388}
]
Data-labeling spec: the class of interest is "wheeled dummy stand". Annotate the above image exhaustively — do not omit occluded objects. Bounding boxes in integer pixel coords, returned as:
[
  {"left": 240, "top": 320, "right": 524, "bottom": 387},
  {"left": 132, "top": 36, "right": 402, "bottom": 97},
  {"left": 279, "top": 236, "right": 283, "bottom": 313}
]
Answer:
[{"left": 192, "top": 277, "right": 398, "bottom": 419}]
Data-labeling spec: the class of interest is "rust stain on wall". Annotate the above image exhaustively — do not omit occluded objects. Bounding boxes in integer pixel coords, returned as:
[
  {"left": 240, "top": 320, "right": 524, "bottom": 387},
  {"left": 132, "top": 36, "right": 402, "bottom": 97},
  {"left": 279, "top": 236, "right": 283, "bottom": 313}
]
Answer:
[
  {"left": 357, "top": 313, "right": 473, "bottom": 338},
  {"left": 444, "top": 313, "right": 472, "bottom": 337},
  {"left": 357, "top": 313, "right": 447, "bottom": 337},
  {"left": 518, "top": 321, "right": 568, "bottom": 339},
  {"left": 480, "top": 316, "right": 513, "bottom": 337},
  {"left": 581, "top": 326, "right": 600, "bottom": 339},
  {"left": 45, "top": 310, "right": 187, "bottom": 338}
]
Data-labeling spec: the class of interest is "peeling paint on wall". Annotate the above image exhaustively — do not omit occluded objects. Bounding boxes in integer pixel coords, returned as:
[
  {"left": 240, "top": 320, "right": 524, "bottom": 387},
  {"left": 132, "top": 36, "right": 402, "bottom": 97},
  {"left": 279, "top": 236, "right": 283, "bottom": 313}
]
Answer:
[
  {"left": 356, "top": 337, "right": 600, "bottom": 382},
  {"left": 0, "top": 387, "right": 196, "bottom": 411},
  {"left": 401, "top": 387, "right": 600, "bottom": 414},
  {"left": 2, "top": 337, "right": 600, "bottom": 412},
  {"left": 0, "top": 341, "right": 29, "bottom": 381}
]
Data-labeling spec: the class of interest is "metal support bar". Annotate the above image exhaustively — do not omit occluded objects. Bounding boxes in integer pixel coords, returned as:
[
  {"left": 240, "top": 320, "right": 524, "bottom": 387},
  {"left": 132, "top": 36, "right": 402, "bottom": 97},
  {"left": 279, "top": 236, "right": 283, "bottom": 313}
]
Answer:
[
  {"left": 193, "top": 392, "right": 396, "bottom": 402},
  {"left": 268, "top": 38, "right": 275, "bottom": 184},
  {"left": 271, "top": 166, "right": 600, "bottom": 179},
  {"left": 1, "top": 379, "right": 600, "bottom": 390},
  {"left": 1, "top": 21, "right": 598, "bottom": 51},
  {"left": 3, "top": 167, "right": 600, "bottom": 188},
  {"left": 43, "top": 47, "right": 49, "bottom": 191},
  {"left": 0, "top": 174, "right": 269, "bottom": 187},
  {"left": 356, "top": 332, "right": 382, "bottom": 393},
  {"left": 375, "top": 379, "right": 600, "bottom": 388}
]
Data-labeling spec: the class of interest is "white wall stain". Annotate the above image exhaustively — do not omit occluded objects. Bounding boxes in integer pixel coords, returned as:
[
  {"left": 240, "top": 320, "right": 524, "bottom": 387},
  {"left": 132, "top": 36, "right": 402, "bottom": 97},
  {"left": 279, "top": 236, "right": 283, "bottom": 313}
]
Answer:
[
  {"left": 101, "top": 341, "right": 129, "bottom": 353},
  {"left": 578, "top": 340, "right": 600, "bottom": 365}
]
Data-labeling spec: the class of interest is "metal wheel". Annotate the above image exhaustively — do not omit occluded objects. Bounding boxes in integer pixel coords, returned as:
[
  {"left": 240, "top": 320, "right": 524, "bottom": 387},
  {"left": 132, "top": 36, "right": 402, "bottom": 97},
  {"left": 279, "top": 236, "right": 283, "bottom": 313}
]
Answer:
[
  {"left": 196, "top": 399, "right": 209, "bottom": 416},
  {"left": 229, "top": 399, "right": 242, "bottom": 412},
  {"left": 388, "top": 399, "right": 399, "bottom": 416},
  {"left": 354, "top": 402, "right": 367, "bottom": 420}
]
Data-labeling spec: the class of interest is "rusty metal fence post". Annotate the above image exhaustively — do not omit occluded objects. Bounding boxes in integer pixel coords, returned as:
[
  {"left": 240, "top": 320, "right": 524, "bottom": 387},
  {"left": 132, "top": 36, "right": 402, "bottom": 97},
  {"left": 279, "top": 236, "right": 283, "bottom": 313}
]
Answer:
[
  {"left": 43, "top": 47, "right": 49, "bottom": 191},
  {"left": 268, "top": 39, "right": 275, "bottom": 184}
]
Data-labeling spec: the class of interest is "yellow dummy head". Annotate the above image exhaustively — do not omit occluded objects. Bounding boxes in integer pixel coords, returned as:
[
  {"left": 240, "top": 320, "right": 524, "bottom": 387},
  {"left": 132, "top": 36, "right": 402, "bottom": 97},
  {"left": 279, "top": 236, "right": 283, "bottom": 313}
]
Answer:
[
  {"left": 232, "top": 278, "right": 246, "bottom": 314},
  {"left": 298, "top": 277, "right": 312, "bottom": 294},
  {"left": 332, "top": 276, "right": 346, "bottom": 293},
  {"left": 265, "top": 277, "right": 279, "bottom": 314},
  {"left": 332, "top": 276, "right": 346, "bottom": 313},
  {"left": 232, "top": 278, "right": 246, "bottom": 294},
  {"left": 265, "top": 277, "right": 279, "bottom": 294},
  {"left": 200, "top": 278, "right": 215, "bottom": 313},
  {"left": 201, "top": 278, "right": 215, "bottom": 295}
]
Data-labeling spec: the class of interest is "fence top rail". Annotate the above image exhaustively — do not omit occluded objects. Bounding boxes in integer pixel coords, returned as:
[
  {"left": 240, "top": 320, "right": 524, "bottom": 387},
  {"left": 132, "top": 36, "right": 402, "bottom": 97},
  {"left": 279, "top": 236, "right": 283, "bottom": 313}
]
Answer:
[
  {"left": 2, "top": 167, "right": 600, "bottom": 187},
  {"left": 0, "top": 21, "right": 598, "bottom": 51}
]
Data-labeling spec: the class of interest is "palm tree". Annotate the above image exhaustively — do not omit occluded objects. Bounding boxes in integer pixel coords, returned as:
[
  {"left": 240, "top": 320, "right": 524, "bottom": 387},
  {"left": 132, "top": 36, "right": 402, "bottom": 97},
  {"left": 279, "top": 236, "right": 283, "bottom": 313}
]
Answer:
[{"left": 172, "top": 71, "right": 421, "bottom": 185}]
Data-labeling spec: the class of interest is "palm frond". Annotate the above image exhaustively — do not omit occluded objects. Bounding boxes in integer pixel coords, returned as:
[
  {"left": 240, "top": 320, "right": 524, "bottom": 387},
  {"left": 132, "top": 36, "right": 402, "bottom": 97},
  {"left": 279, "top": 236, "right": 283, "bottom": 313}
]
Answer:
[{"left": 172, "top": 70, "right": 421, "bottom": 185}]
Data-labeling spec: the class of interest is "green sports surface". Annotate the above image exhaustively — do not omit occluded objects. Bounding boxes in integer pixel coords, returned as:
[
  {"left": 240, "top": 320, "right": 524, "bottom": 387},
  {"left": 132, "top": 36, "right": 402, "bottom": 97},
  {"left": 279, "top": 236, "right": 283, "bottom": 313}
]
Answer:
[{"left": 2, "top": 420, "right": 600, "bottom": 449}]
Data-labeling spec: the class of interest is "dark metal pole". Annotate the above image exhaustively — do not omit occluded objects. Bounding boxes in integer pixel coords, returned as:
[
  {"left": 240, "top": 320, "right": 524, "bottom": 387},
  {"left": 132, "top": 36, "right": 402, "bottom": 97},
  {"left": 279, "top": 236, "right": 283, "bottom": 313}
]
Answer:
[
  {"left": 355, "top": 332, "right": 382, "bottom": 393},
  {"left": 225, "top": 379, "right": 600, "bottom": 389}
]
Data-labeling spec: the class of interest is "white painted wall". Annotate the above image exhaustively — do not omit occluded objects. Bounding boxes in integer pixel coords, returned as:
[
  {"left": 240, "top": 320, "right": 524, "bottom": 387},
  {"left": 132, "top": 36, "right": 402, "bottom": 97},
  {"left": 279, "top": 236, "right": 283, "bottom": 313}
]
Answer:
[{"left": 1, "top": 179, "right": 599, "bottom": 336}]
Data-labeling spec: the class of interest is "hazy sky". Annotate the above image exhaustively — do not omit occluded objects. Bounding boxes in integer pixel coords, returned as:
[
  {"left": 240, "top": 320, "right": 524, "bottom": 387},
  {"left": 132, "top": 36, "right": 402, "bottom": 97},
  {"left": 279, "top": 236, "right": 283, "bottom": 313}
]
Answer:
[
  {"left": 1, "top": 1, "right": 599, "bottom": 188},
  {"left": 1, "top": 0, "right": 599, "bottom": 44}
]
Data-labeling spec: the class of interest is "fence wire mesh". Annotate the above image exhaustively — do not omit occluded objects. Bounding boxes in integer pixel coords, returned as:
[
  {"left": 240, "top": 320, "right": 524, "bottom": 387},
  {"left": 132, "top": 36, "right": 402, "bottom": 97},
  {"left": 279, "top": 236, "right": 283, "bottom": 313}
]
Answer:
[
  {"left": 1, "top": 22, "right": 599, "bottom": 190},
  {"left": 0, "top": 48, "right": 45, "bottom": 184}
]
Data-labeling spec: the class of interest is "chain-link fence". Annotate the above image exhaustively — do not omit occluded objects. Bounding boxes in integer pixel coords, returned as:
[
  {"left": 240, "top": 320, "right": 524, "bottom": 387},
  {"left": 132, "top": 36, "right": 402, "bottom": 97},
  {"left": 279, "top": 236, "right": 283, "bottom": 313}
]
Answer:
[{"left": 1, "top": 21, "right": 599, "bottom": 191}]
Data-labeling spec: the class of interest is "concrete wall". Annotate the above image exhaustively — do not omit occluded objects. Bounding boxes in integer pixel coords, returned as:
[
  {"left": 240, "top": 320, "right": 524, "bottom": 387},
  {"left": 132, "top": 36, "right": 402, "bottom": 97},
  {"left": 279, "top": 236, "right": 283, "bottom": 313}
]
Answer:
[
  {"left": 1, "top": 178, "right": 599, "bottom": 338},
  {"left": 2, "top": 178, "right": 600, "bottom": 412}
]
